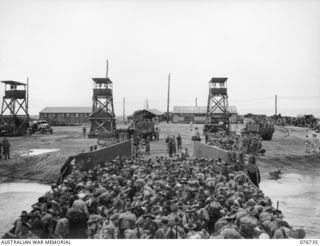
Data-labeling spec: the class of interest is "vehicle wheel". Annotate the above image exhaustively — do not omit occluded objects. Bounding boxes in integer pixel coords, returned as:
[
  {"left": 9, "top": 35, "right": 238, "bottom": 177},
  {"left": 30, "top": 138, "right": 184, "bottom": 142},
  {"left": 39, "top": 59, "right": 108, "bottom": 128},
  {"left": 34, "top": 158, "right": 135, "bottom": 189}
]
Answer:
[{"left": 50, "top": 130, "right": 53, "bottom": 134}]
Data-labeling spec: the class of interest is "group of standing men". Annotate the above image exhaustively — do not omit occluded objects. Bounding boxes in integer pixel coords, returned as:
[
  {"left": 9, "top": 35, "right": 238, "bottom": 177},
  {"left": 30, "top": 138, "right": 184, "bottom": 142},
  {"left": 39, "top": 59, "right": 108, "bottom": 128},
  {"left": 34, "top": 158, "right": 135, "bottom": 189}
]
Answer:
[
  {"left": 0, "top": 138, "right": 11, "bottom": 160},
  {"left": 133, "top": 136, "right": 151, "bottom": 157},
  {"left": 305, "top": 133, "right": 320, "bottom": 153},
  {"left": 165, "top": 134, "right": 182, "bottom": 157},
  {"left": 241, "top": 133, "right": 262, "bottom": 155}
]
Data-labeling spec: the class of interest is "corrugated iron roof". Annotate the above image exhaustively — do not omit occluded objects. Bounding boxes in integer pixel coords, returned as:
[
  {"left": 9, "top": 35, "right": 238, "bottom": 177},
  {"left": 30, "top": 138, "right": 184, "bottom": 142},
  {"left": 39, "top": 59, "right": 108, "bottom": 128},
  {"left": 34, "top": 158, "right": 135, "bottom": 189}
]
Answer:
[
  {"left": 147, "top": 109, "right": 163, "bottom": 116},
  {"left": 40, "top": 107, "right": 91, "bottom": 113},
  {"left": 209, "top": 77, "right": 228, "bottom": 83},
  {"left": 173, "top": 106, "right": 237, "bottom": 114},
  {"left": 1, "top": 80, "right": 26, "bottom": 86},
  {"left": 133, "top": 109, "right": 163, "bottom": 116},
  {"left": 92, "top": 78, "right": 113, "bottom": 84},
  {"left": 173, "top": 106, "right": 207, "bottom": 114}
]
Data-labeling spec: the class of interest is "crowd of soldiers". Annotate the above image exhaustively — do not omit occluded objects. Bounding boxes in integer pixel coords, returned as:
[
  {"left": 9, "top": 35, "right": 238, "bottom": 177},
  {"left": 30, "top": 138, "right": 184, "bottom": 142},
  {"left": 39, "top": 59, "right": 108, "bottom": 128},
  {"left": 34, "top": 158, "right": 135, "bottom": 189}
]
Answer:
[
  {"left": 0, "top": 137, "right": 11, "bottom": 160},
  {"left": 241, "top": 133, "right": 264, "bottom": 155},
  {"left": 206, "top": 132, "right": 263, "bottom": 156},
  {"left": 4, "top": 154, "right": 305, "bottom": 239},
  {"left": 206, "top": 132, "right": 239, "bottom": 151}
]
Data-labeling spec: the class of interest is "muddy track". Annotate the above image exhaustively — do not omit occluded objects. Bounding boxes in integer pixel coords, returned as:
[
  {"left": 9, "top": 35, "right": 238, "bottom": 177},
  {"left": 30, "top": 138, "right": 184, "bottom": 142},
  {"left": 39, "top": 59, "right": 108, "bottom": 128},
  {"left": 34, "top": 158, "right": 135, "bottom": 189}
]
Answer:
[{"left": 0, "top": 154, "right": 64, "bottom": 184}]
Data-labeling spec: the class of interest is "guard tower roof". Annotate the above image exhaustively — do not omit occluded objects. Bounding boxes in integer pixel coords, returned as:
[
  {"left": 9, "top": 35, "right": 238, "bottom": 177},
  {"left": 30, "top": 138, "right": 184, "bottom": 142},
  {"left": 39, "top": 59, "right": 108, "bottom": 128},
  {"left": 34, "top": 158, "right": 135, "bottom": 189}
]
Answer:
[
  {"left": 92, "top": 78, "right": 113, "bottom": 84},
  {"left": 1, "top": 80, "right": 26, "bottom": 86},
  {"left": 209, "top": 77, "right": 228, "bottom": 83}
]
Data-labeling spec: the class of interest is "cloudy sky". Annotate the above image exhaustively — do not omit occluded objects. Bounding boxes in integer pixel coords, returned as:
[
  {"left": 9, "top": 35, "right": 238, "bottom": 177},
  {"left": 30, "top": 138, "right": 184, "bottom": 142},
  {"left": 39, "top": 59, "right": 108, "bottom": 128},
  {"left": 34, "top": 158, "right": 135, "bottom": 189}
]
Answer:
[{"left": 0, "top": 0, "right": 319, "bottom": 117}]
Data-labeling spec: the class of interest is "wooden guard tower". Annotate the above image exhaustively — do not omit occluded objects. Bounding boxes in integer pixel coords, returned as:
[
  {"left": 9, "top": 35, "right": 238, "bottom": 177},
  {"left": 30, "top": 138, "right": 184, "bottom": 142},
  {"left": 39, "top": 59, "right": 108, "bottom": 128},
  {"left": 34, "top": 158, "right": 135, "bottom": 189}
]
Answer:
[
  {"left": 0, "top": 80, "right": 30, "bottom": 136},
  {"left": 205, "top": 77, "right": 230, "bottom": 126},
  {"left": 88, "top": 62, "right": 116, "bottom": 138}
]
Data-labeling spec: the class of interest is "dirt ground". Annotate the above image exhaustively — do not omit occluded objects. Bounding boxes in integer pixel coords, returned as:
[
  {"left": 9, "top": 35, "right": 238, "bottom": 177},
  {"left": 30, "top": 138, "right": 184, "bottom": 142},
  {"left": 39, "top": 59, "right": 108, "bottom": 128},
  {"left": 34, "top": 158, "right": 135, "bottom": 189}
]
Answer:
[
  {"left": 0, "top": 127, "right": 97, "bottom": 183},
  {"left": 0, "top": 123, "right": 319, "bottom": 184},
  {"left": 258, "top": 126, "right": 320, "bottom": 178}
]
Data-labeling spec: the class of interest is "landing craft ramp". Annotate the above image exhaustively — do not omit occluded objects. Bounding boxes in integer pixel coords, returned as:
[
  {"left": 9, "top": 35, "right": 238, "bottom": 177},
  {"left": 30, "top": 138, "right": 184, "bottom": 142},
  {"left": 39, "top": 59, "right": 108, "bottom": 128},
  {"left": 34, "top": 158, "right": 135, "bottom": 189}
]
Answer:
[
  {"left": 193, "top": 141, "right": 233, "bottom": 163},
  {"left": 58, "top": 139, "right": 133, "bottom": 183}
]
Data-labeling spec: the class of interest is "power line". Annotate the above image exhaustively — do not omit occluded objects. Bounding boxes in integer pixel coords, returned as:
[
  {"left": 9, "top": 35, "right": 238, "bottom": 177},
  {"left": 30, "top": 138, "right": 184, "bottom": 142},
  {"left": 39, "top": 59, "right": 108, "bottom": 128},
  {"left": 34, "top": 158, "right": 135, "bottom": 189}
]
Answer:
[
  {"left": 112, "top": 95, "right": 319, "bottom": 108},
  {"left": 278, "top": 96, "right": 320, "bottom": 100}
]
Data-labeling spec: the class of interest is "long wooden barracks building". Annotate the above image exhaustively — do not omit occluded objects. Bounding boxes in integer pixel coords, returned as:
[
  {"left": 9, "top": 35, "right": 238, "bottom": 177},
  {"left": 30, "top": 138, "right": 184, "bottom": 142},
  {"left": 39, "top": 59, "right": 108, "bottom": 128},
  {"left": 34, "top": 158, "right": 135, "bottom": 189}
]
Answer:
[
  {"left": 172, "top": 106, "right": 238, "bottom": 123},
  {"left": 39, "top": 107, "right": 91, "bottom": 126}
]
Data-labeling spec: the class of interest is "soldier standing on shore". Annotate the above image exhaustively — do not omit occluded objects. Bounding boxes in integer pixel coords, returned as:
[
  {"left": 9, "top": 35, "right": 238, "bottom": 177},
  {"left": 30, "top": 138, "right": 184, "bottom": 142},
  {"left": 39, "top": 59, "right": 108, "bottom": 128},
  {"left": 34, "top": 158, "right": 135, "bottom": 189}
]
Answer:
[
  {"left": 246, "top": 156, "right": 261, "bottom": 188},
  {"left": 165, "top": 135, "right": 170, "bottom": 154},
  {"left": 82, "top": 126, "right": 87, "bottom": 138},
  {"left": 305, "top": 135, "right": 311, "bottom": 153},
  {"left": 145, "top": 136, "right": 151, "bottom": 155},
  {"left": 172, "top": 136, "right": 177, "bottom": 155},
  {"left": 176, "top": 134, "right": 182, "bottom": 151},
  {"left": 168, "top": 137, "right": 174, "bottom": 157},
  {"left": 3, "top": 138, "right": 10, "bottom": 160},
  {"left": 0, "top": 140, "right": 2, "bottom": 159},
  {"left": 155, "top": 127, "right": 160, "bottom": 141}
]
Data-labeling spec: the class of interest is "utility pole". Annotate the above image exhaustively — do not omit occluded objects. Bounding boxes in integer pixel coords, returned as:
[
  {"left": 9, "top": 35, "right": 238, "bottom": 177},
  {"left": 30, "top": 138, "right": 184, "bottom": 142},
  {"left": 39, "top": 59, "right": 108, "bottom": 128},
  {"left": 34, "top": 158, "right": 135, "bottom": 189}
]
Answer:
[
  {"left": 106, "top": 59, "right": 109, "bottom": 78},
  {"left": 275, "top": 94, "right": 277, "bottom": 116},
  {"left": 167, "top": 73, "right": 170, "bottom": 123},
  {"left": 123, "top": 97, "right": 125, "bottom": 123},
  {"left": 195, "top": 97, "right": 198, "bottom": 107},
  {"left": 26, "top": 77, "right": 29, "bottom": 114}
]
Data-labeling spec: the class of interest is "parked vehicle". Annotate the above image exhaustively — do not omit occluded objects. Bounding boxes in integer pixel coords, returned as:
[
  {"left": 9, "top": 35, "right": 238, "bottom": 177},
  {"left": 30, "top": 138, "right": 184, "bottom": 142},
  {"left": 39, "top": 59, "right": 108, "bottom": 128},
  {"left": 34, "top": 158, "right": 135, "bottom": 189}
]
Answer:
[
  {"left": 245, "top": 122, "right": 274, "bottom": 140},
  {"left": 30, "top": 120, "right": 53, "bottom": 134},
  {"left": 132, "top": 110, "right": 157, "bottom": 140},
  {"left": 134, "top": 121, "right": 156, "bottom": 140},
  {"left": 243, "top": 114, "right": 274, "bottom": 141}
]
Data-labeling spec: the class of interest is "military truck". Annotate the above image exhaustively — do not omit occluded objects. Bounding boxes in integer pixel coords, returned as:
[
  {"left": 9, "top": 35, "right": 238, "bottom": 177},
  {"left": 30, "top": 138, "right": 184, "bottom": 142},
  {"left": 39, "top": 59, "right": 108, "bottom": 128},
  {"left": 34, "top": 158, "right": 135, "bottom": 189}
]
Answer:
[
  {"left": 294, "top": 114, "right": 318, "bottom": 128},
  {"left": 134, "top": 121, "right": 157, "bottom": 139},
  {"left": 30, "top": 120, "right": 53, "bottom": 134},
  {"left": 132, "top": 109, "right": 157, "bottom": 140},
  {"left": 245, "top": 122, "right": 274, "bottom": 140},
  {"left": 243, "top": 114, "right": 274, "bottom": 141}
]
